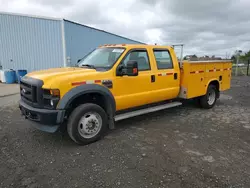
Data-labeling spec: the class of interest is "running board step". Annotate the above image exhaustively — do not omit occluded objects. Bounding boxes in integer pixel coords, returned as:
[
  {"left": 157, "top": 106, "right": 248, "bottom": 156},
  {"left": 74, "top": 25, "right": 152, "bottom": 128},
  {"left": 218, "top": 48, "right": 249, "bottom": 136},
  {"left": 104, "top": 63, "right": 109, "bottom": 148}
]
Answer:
[{"left": 114, "top": 102, "right": 182, "bottom": 121}]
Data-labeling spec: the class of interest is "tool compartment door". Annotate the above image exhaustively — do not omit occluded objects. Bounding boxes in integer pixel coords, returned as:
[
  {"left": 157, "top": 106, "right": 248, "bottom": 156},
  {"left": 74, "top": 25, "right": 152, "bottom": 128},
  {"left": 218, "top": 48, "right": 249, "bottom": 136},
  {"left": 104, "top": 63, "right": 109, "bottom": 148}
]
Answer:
[
  {"left": 179, "top": 62, "right": 206, "bottom": 99},
  {"left": 188, "top": 63, "right": 206, "bottom": 98},
  {"left": 221, "top": 62, "right": 232, "bottom": 91},
  {"left": 205, "top": 63, "right": 224, "bottom": 78}
]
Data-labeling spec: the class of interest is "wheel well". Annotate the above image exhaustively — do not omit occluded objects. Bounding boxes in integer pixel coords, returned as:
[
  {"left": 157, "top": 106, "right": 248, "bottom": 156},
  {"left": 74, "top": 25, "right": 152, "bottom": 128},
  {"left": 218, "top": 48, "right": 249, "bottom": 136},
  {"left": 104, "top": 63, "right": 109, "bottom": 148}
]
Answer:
[
  {"left": 66, "top": 93, "right": 107, "bottom": 118},
  {"left": 209, "top": 80, "right": 220, "bottom": 98},
  {"left": 209, "top": 80, "right": 219, "bottom": 91}
]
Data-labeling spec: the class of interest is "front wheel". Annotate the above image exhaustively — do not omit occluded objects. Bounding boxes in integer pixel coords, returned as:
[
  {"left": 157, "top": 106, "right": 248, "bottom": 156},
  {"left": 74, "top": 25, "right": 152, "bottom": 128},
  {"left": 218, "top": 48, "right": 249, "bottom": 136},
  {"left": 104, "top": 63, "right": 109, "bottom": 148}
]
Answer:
[
  {"left": 67, "top": 103, "right": 108, "bottom": 145},
  {"left": 199, "top": 85, "right": 218, "bottom": 109}
]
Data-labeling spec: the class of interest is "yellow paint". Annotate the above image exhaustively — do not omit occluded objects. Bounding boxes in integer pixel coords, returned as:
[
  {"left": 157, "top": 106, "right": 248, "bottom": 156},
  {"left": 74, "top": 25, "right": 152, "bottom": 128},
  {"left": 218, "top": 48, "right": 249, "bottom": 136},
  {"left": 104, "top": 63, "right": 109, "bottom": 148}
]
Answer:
[
  {"left": 222, "top": 62, "right": 232, "bottom": 91},
  {"left": 180, "top": 60, "right": 232, "bottom": 99},
  {"left": 112, "top": 45, "right": 180, "bottom": 110},
  {"left": 25, "top": 44, "right": 232, "bottom": 111}
]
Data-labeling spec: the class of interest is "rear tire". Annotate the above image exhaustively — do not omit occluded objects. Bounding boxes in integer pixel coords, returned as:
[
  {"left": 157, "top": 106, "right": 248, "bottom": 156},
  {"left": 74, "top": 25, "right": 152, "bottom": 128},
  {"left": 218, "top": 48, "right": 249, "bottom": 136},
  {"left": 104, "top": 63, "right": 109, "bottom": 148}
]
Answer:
[
  {"left": 199, "top": 85, "right": 218, "bottom": 109},
  {"left": 67, "top": 103, "right": 108, "bottom": 145}
]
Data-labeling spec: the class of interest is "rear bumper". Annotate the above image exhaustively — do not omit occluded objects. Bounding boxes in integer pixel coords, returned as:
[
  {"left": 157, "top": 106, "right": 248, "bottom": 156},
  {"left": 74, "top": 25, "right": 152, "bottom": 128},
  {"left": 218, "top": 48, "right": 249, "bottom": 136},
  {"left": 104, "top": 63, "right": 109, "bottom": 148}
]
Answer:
[{"left": 19, "top": 100, "right": 65, "bottom": 133}]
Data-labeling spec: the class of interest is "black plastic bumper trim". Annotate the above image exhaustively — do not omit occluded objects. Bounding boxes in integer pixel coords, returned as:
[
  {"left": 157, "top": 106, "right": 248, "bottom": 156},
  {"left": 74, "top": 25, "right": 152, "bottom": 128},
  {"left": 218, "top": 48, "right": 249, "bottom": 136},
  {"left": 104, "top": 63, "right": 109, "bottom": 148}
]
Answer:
[{"left": 19, "top": 100, "right": 65, "bottom": 133}]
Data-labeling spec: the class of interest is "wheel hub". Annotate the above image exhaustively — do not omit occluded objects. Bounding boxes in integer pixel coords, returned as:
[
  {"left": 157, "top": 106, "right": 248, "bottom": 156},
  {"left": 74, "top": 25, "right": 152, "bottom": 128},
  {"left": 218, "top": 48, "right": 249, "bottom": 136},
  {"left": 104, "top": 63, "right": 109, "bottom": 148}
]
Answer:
[
  {"left": 78, "top": 112, "right": 102, "bottom": 139},
  {"left": 207, "top": 90, "right": 216, "bottom": 105}
]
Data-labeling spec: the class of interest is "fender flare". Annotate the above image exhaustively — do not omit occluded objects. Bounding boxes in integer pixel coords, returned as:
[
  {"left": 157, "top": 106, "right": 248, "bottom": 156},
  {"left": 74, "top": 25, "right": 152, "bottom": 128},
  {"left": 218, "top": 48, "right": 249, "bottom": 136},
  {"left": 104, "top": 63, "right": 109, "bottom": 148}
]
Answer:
[
  {"left": 57, "top": 84, "right": 116, "bottom": 121},
  {"left": 206, "top": 79, "right": 220, "bottom": 98},
  {"left": 206, "top": 79, "right": 220, "bottom": 91}
]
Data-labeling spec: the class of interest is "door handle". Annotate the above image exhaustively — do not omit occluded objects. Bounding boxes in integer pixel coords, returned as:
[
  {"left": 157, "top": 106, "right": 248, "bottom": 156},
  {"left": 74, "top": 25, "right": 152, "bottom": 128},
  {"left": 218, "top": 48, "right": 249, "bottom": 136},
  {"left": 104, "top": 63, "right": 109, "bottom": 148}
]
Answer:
[
  {"left": 174, "top": 73, "right": 178, "bottom": 80},
  {"left": 151, "top": 75, "right": 155, "bottom": 83}
]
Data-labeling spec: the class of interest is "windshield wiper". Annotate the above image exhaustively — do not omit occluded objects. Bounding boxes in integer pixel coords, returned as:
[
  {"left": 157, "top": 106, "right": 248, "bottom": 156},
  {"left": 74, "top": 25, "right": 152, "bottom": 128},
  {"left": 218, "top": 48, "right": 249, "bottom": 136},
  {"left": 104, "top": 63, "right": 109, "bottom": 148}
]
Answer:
[{"left": 80, "top": 64, "right": 96, "bottom": 69}]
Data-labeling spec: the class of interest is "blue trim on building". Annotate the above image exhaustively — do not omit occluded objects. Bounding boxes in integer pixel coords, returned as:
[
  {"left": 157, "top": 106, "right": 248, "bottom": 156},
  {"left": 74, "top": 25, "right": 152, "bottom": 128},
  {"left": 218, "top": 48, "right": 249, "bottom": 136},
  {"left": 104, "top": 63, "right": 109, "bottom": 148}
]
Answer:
[
  {"left": 64, "top": 19, "right": 144, "bottom": 45},
  {"left": 63, "top": 20, "right": 144, "bottom": 66}
]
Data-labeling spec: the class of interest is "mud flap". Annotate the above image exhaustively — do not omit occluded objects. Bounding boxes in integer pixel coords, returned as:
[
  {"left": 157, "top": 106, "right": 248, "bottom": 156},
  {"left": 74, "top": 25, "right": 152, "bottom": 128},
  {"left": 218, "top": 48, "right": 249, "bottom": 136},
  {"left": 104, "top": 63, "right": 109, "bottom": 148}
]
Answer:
[{"left": 108, "top": 118, "right": 115, "bottom": 129}]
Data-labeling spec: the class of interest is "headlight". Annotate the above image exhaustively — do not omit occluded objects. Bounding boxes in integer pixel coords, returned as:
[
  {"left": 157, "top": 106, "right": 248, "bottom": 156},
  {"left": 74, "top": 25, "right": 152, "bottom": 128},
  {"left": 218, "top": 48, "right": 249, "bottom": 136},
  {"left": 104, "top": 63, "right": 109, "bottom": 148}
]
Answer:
[
  {"left": 43, "top": 89, "right": 60, "bottom": 109},
  {"left": 43, "top": 89, "right": 60, "bottom": 97},
  {"left": 50, "top": 100, "right": 54, "bottom": 106},
  {"left": 49, "top": 89, "right": 60, "bottom": 97}
]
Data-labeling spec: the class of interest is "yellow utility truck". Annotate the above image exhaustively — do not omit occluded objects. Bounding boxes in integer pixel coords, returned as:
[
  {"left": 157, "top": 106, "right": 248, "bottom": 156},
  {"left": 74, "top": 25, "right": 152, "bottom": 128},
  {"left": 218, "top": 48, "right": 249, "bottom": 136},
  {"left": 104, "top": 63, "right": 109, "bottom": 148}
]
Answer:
[{"left": 19, "top": 44, "right": 232, "bottom": 144}]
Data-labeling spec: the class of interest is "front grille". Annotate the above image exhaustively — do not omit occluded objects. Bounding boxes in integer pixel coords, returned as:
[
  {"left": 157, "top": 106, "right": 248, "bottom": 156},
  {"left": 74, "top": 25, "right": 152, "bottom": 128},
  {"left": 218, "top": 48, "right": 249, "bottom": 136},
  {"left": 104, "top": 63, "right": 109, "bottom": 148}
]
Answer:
[
  {"left": 20, "top": 81, "right": 36, "bottom": 102},
  {"left": 20, "top": 77, "right": 44, "bottom": 108}
]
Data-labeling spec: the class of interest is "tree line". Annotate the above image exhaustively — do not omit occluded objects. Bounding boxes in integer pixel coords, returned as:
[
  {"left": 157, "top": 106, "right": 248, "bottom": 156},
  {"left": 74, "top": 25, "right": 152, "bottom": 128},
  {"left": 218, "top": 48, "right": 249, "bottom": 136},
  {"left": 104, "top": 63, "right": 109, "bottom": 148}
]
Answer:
[{"left": 231, "top": 50, "right": 250, "bottom": 61}]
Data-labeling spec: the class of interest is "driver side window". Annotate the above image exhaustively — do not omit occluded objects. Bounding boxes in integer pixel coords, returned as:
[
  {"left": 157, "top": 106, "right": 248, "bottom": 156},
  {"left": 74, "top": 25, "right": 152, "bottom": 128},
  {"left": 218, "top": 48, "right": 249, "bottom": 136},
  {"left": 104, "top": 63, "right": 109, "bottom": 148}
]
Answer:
[{"left": 122, "top": 50, "right": 151, "bottom": 71}]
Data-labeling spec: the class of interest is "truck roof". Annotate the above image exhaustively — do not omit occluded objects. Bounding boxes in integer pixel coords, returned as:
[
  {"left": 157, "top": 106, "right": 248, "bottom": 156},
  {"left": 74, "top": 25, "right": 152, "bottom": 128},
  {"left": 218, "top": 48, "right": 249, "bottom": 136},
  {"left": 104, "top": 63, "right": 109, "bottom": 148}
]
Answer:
[{"left": 99, "top": 44, "right": 171, "bottom": 49}]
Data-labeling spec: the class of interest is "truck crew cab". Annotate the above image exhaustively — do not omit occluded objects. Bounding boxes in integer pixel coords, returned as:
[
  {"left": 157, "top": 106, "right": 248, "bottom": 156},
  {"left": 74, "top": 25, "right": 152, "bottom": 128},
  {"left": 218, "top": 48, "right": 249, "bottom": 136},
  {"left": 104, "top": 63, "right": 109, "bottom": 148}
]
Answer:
[{"left": 19, "top": 44, "right": 232, "bottom": 145}]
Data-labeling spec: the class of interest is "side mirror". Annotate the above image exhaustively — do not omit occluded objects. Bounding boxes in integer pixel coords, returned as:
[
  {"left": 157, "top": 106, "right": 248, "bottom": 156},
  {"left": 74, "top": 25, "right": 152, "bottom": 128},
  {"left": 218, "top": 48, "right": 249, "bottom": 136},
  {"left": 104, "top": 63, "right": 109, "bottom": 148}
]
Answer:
[
  {"left": 126, "top": 60, "right": 138, "bottom": 76},
  {"left": 116, "top": 64, "right": 125, "bottom": 76},
  {"left": 77, "top": 59, "right": 81, "bottom": 63}
]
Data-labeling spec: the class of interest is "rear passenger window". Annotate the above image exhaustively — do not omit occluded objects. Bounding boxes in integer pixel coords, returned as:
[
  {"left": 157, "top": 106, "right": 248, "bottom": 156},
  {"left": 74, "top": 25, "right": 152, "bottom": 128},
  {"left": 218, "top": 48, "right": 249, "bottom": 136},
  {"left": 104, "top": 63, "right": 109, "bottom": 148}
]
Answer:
[
  {"left": 153, "top": 50, "right": 173, "bottom": 69},
  {"left": 122, "top": 50, "right": 150, "bottom": 71}
]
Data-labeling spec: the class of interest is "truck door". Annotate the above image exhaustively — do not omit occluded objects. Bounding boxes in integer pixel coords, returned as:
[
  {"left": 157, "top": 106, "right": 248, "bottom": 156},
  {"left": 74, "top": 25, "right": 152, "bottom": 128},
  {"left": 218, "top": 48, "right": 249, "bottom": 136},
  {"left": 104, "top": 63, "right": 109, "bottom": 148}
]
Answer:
[
  {"left": 152, "top": 48, "right": 180, "bottom": 101},
  {"left": 113, "top": 49, "right": 155, "bottom": 111}
]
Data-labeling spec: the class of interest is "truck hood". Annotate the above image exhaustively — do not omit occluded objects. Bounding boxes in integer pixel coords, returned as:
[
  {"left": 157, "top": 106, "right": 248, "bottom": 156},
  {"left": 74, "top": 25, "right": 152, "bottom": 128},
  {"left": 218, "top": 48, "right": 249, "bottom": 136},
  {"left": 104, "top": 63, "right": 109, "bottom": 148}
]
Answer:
[
  {"left": 26, "top": 67, "right": 100, "bottom": 88},
  {"left": 27, "top": 67, "right": 96, "bottom": 80}
]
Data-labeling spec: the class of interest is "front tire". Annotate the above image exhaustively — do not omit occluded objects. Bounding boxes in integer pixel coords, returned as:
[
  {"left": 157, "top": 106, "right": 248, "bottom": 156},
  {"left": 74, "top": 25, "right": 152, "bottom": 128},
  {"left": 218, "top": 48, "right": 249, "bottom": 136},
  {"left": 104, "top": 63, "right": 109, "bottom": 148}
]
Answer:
[
  {"left": 67, "top": 103, "right": 108, "bottom": 145},
  {"left": 199, "top": 85, "right": 218, "bottom": 109}
]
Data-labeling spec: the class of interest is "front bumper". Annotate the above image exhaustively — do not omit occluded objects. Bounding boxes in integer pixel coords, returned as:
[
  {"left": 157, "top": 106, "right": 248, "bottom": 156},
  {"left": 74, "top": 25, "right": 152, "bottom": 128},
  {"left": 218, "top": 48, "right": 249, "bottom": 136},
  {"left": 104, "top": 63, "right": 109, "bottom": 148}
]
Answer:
[{"left": 19, "top": 100, "right": 65, "bottom": 133}]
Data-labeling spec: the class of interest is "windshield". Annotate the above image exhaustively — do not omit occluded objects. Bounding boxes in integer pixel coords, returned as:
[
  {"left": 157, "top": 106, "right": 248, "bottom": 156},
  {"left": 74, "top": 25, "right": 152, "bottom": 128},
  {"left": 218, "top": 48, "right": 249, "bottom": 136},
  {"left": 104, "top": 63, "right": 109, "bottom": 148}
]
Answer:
[{"left": 78, "top": 47, "right": 125, "bottom": 69}]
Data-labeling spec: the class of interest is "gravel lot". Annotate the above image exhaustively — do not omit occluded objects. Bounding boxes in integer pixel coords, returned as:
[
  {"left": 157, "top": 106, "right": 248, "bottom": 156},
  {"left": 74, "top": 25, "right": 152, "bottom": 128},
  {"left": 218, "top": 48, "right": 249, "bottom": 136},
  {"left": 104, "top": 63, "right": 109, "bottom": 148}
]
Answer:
[{"left": 0, "top": 77, "right": 250, "bottom": 188}]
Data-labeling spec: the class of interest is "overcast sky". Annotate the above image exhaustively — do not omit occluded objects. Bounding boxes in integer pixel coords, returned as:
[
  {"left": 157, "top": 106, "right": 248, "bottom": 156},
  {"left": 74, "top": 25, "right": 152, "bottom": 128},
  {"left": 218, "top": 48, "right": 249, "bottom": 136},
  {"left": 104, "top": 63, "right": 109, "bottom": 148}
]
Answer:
[{"left": 0, "top": 0, "right": 250, "bottom": 57}]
